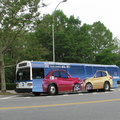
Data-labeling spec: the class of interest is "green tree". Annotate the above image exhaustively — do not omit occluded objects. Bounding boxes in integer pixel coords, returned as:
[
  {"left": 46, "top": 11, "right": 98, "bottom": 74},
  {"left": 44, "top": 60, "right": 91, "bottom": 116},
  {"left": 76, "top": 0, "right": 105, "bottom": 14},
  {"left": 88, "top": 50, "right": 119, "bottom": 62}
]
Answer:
[
  {"left": 95, "top": 48, "right": 117, "bottom": 64},
  {"left": 20, "top": 32, "right": 49, "bottom": 61},
  {"left": 31, "top": 11, "right": 118, "bottom": 66},
  {"left": 33, "top": 14, "right": 53, "bottom": 61},
  {"left": 78, "top": 21, "right": 117, "bottom": 64},
  {"left": 48, "top": 10, "right": 82, "bottom": 62},
  {"left": 54, "top": 11, "right": 81, "bottom": 62},
  {"left": 76, "top": 23, "right": 94, "bottom": 63},
  {"left": 0, "top": 0, "right": 41, "bottom": 92},
  {"left": 90, "top": 21, "right": 115, "bottom": 62},
  {"left": 113, "top": 37, "right": 120, "bottom": 67}
]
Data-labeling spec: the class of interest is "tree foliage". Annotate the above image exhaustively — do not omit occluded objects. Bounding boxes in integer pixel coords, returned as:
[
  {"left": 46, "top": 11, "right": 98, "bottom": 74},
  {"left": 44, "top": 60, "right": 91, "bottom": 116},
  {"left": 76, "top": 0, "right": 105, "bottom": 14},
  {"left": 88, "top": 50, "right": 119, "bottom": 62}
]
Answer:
[
  {"left": 80, "top": 21, "right": 116, "bottom": 63},
  {"left": 26, "top": 10, "right": 119, "bottom": 65},
  {"left": 0, "top": 0, "right": 42, "bottom": 92}
]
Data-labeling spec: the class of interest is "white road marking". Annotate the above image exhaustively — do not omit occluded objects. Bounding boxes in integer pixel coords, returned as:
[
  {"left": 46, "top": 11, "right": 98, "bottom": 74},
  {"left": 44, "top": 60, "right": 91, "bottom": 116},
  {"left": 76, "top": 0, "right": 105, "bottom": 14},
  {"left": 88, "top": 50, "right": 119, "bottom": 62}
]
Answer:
[
  {"left": 24, "top": 97, "right": 32, "bottom": 98},
  {"left": 47, "top": 96, "right": 53, "bottom": 97},
  {"left": 0, "top": 96, "right": 15, "bottom": 100},
  {"left": 93, "top": 92, "right": 98, "bottom": 94},
  {"left": 63, "top": 94, "right": 69, "bottom": 96},
  {"left": 104, "top": 92, "right": 110, "bottom": 93}
]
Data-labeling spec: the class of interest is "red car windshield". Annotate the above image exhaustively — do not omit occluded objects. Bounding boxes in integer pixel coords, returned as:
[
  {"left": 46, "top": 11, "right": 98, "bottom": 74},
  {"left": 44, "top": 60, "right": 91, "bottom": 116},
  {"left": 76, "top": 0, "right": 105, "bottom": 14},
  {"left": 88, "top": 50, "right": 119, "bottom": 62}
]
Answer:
[{"left": 52, "top": 71, "right": 69, "bottom": 78}]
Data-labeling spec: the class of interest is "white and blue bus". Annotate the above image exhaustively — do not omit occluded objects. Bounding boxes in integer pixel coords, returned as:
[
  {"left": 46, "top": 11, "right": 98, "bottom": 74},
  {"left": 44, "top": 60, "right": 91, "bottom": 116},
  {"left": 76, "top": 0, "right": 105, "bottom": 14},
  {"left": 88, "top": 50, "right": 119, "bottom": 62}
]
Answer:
[{"left": 15, "top": 61, "right": 120, "bottom": 93}]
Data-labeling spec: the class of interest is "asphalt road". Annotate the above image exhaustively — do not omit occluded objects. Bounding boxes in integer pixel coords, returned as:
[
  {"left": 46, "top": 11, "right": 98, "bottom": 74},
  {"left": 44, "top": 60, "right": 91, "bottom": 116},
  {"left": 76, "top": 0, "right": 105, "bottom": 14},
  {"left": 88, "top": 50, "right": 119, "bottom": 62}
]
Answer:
[{"left": 0, "top": 89, "right": 120, "bottom": 120}]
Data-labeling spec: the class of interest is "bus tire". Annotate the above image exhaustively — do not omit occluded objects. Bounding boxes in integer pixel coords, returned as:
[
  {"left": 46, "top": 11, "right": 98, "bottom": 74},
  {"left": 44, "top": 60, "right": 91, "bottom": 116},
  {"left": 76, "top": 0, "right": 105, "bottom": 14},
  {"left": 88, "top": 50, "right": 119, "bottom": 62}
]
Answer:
[
  {"left": 103, "top": 82, "right": 110, "bottom": 91},
  {"left": 33, "top": 92, "right": 41, "bottom": 96},
  {"left": 48, "top": 84, "right": 58, "bottom": 95}
]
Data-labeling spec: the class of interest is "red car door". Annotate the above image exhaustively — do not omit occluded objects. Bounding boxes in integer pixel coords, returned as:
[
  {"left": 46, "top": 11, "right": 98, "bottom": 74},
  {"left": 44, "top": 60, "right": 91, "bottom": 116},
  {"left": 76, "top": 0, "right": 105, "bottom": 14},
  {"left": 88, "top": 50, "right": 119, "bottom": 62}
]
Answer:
[{"left": 53, "top": 71, "right": 74, "bottom": 92}]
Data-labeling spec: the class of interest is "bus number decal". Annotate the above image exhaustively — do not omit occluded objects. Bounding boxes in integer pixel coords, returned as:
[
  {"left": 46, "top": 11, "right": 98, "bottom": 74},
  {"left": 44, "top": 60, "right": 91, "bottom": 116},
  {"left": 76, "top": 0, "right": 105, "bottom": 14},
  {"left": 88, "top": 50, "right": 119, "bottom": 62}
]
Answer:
[{"left": 22, "top": 82, "right": 24, "bottom": 86}]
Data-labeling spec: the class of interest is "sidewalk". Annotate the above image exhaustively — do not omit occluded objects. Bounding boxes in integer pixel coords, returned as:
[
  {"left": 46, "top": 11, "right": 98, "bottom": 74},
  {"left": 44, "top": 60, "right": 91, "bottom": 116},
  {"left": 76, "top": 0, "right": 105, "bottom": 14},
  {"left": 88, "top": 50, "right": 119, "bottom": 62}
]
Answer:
[
  {"left": 7, "top": 90, "right": 17, "bottom": 94},
  {"left": 0, "top": 90, "right": 17, "bottom": 95},
  {"left": 0, "top": 90, "right": 33, "bottom": 95}
]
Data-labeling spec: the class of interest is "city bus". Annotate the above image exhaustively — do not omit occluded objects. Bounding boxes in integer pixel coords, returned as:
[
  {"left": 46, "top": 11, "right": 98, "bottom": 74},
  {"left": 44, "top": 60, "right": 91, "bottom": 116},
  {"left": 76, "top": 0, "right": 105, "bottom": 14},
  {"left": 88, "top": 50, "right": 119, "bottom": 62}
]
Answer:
[
  {"left": 15, "top": 61, "right": 120, "bottom": 95},
  {"left": 118, "top": 68, "right": 120, "bottom": 84}
]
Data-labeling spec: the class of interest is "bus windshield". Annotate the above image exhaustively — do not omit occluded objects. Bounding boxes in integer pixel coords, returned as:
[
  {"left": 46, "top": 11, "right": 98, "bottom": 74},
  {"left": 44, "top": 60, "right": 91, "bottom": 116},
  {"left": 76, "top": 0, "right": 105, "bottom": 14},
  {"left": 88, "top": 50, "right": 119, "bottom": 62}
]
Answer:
[{"left": 16, "top": 68, "right": 30, "bottom": 81}]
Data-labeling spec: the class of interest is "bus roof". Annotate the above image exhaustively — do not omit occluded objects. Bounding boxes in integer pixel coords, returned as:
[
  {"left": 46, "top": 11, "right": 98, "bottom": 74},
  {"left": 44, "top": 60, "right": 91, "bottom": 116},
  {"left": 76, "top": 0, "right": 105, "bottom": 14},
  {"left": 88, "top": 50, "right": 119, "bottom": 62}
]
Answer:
[{"left": 17, "top": 61, "right": 119, "bottom": 68}]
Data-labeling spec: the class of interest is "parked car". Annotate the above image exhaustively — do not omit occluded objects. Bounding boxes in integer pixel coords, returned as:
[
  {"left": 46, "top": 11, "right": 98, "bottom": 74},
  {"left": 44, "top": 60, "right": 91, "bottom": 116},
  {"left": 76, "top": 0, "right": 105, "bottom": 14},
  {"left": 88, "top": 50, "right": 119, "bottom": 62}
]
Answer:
[
  {"left": 84, "top": 70, "right": 113, "bottom": 92},
  {"left": 42, "top": 70, "right": 84, "bottom": 95}
]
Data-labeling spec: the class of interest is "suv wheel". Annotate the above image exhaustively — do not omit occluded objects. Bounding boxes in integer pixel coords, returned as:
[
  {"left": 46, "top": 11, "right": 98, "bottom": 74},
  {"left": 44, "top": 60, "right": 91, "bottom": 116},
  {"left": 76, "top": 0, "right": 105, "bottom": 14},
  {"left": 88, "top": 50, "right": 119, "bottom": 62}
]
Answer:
[
  {"left": 86, "top": 83, "right": 93, "bottom": 92},
  {"left": 104, "top": 82, "right": 110, "bottom": 91}
]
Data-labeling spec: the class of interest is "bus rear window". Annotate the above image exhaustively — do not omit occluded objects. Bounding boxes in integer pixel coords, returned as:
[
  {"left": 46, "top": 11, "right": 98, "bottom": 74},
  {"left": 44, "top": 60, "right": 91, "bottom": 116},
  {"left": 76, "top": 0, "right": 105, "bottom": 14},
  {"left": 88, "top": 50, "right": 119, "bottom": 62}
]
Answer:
[
  {"left": 17, "top": 68, "right": 30, "bottom": 81},
  {"left": 32, "top": 68, "right": 44, "bottom": 79}
]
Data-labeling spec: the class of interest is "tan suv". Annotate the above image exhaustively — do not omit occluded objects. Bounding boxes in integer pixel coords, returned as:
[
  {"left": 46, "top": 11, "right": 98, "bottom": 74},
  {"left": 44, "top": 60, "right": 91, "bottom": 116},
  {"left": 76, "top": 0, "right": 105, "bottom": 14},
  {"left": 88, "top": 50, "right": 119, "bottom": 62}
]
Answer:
[{"left": 84, "top": 70, "right": 113, "bottom": 92}]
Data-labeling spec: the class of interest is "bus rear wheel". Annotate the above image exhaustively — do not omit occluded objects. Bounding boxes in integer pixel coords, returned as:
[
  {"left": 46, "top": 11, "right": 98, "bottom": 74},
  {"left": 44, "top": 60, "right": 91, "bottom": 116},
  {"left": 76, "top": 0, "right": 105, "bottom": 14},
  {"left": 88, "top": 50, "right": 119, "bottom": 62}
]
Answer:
[
  {"left": 33, "top": 92, "right": 41, "bottom": 96},
  {"left": 48, "top": 84, "right": 58, "bottom": 95}
]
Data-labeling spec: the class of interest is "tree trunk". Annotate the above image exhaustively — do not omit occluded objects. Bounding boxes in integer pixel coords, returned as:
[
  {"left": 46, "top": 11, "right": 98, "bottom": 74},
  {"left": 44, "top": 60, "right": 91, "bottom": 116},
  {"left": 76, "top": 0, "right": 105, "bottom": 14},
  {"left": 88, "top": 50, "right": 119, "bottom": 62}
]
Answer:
[{"left": 0, "top": 52, "right": 6, "bottom": 92}]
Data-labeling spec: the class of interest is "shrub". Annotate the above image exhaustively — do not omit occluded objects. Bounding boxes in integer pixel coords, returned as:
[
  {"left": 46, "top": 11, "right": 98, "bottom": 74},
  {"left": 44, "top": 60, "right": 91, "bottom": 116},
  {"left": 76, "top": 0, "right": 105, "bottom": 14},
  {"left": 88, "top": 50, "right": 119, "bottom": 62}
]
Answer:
[{"left": 0, "top": 83, "right": 16, "bottom": 90}]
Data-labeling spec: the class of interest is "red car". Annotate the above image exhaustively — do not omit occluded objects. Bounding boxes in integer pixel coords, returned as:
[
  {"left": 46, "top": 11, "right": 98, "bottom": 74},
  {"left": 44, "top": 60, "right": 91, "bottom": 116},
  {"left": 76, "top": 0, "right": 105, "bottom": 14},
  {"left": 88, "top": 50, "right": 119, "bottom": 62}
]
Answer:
[{"left": 42, "top": 70, "right": 84, "bottom": 95}]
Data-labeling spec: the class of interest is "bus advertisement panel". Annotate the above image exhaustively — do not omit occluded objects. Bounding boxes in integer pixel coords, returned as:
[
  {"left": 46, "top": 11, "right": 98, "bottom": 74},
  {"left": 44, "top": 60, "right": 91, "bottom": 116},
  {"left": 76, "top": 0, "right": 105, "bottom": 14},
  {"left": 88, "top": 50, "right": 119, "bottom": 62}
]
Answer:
[{"left": 15, "top": 61, "right": 120, "bottom": 95}]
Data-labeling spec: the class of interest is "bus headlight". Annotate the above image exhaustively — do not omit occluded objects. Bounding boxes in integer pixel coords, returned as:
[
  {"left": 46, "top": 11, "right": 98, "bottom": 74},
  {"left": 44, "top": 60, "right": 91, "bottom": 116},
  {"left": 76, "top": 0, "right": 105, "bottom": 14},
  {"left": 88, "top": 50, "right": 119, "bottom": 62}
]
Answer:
[{"left": 27, "top": 83, "right": 32, "bottom": 87}]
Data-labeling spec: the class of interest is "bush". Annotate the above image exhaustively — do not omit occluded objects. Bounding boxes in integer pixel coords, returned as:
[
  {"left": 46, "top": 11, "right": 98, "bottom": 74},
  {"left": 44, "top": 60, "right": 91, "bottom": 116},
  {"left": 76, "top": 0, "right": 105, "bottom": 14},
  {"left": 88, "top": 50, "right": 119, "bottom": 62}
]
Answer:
[{"left": 0, "top": 83, "right": 16, "bottom": 90}]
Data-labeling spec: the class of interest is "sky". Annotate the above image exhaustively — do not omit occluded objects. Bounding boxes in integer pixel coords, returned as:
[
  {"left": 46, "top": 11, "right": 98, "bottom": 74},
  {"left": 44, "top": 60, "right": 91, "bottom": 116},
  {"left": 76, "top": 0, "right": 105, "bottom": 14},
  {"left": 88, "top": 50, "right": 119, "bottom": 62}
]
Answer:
[{"left": 40, "top": 0, "right": 120, "bottom": 39}]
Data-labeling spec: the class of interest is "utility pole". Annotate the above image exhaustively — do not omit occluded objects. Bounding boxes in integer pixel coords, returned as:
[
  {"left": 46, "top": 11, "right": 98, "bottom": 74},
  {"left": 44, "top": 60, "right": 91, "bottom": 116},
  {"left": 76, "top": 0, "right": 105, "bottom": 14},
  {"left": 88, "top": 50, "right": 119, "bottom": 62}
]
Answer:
[{"left": 52, "top": 0, "right": 67, "bottom": 62}]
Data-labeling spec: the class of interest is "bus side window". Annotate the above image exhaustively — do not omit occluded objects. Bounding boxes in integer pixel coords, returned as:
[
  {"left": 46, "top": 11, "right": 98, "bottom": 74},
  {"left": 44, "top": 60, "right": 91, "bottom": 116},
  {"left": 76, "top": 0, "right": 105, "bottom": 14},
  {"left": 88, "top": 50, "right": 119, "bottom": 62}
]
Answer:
[
  {"left": 69, "top": 66, "right": 84, "bottom": 77},
  {"left": 32, "top": 68, "right": 44, "bottom": 79},
  {"left": 86, "top": 66, "right": 92, "bottom": 75},
  {"left": 107, "top": 68, "right": 118, "bottom": 76}
]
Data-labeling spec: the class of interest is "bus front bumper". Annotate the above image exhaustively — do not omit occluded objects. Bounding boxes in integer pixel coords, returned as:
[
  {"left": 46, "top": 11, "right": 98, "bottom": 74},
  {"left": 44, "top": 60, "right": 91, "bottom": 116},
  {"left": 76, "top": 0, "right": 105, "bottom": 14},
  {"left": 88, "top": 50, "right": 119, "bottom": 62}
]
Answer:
[{"left": 15, "top": 88, "right": 32, "bottom": 93}]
